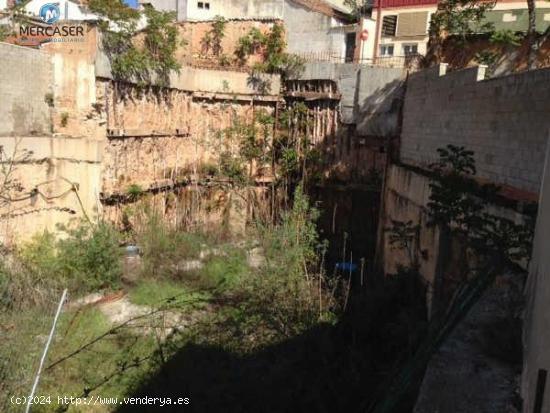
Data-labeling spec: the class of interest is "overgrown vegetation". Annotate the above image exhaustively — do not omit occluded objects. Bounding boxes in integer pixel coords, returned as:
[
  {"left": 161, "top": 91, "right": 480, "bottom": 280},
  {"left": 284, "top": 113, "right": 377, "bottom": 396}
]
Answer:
[
  {"left": 208, "top": 101, "right": 320, "bottom": 200},
  {"left": 10, "top": 222, "right": 122, "bottom": 302},
  {"left": 426, "top": 0, "right": 496, "bottom": 65},
  {"left": 343, "top": 0, "right": 373, "bottom": 19},
  {"left": 201, "top": 15, "right": 227, "bottom": 58},
  {"left": 0, "top": 218, "right": 124, "bottom": 411},
  {"left": 0, "top": 181, "right": 345, "bottom": 410},
  {"left": 0, "top": 25, "right": 10, "bottom": 42},
  {"left": 91, "top": 0, "right": 180, "bottom": 85},
  {"left": 235, "top": 23, "right": 305, "bottom": 78},
  {"left": 370, "top": 145, "right": 533, "bottom": 412}
]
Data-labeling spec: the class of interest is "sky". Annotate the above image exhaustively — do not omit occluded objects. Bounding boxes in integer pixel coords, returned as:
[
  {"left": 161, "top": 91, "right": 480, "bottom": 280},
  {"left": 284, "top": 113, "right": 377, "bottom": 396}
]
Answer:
[{"left": 122, "top": 0, "right": 139, "bottom": 8}]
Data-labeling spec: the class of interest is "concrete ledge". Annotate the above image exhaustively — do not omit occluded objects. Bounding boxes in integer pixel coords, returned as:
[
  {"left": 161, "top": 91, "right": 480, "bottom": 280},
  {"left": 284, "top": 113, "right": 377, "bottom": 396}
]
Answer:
[
  {"left": 95, "top": 48, "right": 281, "bottom": 96},
  {"left": 0, "top": 136, "right": 104, "bottom": 163}
]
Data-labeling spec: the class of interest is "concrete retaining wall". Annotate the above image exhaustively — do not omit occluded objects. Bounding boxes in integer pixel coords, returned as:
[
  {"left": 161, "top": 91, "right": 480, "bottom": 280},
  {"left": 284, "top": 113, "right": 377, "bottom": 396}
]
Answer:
[{"left": 95, "top": 46, "right": 281, "bottom": 96}]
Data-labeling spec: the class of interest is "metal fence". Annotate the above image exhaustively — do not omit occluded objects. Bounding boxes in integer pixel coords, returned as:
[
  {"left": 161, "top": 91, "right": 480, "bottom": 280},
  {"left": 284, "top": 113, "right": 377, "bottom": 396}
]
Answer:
[{"left": 294, "top": 51, "right": 425, "bottom": 69}]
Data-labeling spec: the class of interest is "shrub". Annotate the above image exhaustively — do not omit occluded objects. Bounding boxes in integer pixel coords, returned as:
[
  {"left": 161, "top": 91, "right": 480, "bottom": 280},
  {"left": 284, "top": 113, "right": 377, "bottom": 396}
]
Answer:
[
  {"left": 12, "top": 222, "right": 124, "bottom": 296},
  {"left": 56, "top": 221, "right": 123, "bottom": 291},
  {"left": 201, "top": 247, "right": 248, "bottom": 289},
  {"left": 245, "top": 185, "right": 340, "bottom": 337},
  {"left": 126, "top": 184, "right": 143, "bottom": 200}
]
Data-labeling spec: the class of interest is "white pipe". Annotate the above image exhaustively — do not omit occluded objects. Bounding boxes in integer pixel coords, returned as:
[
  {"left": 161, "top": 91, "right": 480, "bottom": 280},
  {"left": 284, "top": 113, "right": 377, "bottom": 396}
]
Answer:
[{"left": 25, "top": 289, "right": 68, "bottom": 413}]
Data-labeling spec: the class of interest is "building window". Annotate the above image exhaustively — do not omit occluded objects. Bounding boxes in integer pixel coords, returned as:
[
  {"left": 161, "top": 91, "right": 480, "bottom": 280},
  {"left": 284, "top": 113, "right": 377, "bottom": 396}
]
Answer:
[
  {"left": 380, "top": 44, "right": 394, "bottom": 56},
  {"left": 198, "top": 2, "right": 209, "bottom": 9},
  {"left": 382, "top": 15, "right": 397, "bottom": 37},
  {"left": 403, "top": 43, "right": 418, "bottom": 55}
]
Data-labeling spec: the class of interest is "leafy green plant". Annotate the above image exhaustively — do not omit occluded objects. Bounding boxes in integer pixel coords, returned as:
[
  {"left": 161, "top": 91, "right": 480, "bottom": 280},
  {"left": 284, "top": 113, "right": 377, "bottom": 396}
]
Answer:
[
  {"left": 236, "top": 23, "right": 305, "bottom": 77},
  {"left": 15, "top": 222, "right": 122, "bottom": 295},
  {"left": 136, "top": 208, "right": 203, "bottom": 278},
  {"left": 235, "top": 28, "right": 266, "bottom": 63},
  {"left": 129, "top": 279, "right": 209, "bottom": 306},
  {"left": 219, "top": 151, "right": 248, "bottom": 186},
  {"left": 474, "top": 50, "right": 499, "bottom": 68},
  {"left": 94, "top": 1, "right": 180, "bottom": 86},
  {"left": 218, "top": 53, "right": 231, "bottom": 66},
  {"left": 126, "top": 183, "right": 143, "bottom": 200},
  {"left": 0, "top": 25, "right": 11, "bottom": 41},
  {"left": 201, "top": 15, "right": 226, "bottom": 57},
  {"left": 56, "top": 221, "right": 123, "bottom": 291},
  {"left": 202, "top": 248, "right": 248, "bottom": 288},
  {"left": 424, "top": 144, "right": 533, "bottom": 287},
  {"left": 490, "top": 29, "right": 522, "bottom": 47},
  {"left": 248, "top": 185, "right": 338, "bottom": 337},
  {"left": 427, "top": 0, "right": 495, "bottom": 64}
]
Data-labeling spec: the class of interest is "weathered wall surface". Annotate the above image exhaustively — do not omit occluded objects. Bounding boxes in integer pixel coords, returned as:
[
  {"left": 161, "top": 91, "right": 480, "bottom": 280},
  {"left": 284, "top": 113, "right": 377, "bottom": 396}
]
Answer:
[
  {"left": 401, "top": 64, "right": 550, "bottom": 195},
  {"left": 292, "top": 63, "right": 405, "bottom": 126},
  {"left": 293, "top": 63, "right": 359, "bottom": 124},
  {"left": 379, "top": 163, "right": 531, "bottom": 316},
  {"left": 99, "top": 80, "right": 274, "bottom": 196},
  {"left": 0, "top": 136, "right": 103, "bottom": 243},
  {"left": 379, "top": 164, "right": 439, "bottom": 290},
  {"left": 175, "top": 20, "right": 278, "bottom": 69},
  {"left": 186, "top": 0, "right": 284, "bottom": 20},
  {"left": 0, "top": 42, "right": 52, "bottom": 137},
  {"left": 42, "top": 27, "right": 104, "bottom": 139},
  {"left": 522, "top": 136, "right": 550, "bottom": 413},
  {"left": 0, "top": 35, "right": 105, "bottom": 241},
  {"left": 355, "top": 66, "right": 405, "bottom": 137},
  {"left": 283, "top": 0, "right": 347, "bottom": 58}
]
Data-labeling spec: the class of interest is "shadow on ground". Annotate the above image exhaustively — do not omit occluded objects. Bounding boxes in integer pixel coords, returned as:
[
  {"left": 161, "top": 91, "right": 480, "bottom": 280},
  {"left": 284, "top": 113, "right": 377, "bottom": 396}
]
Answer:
[
  {"left": 116, "top": 323, "right": 369, "bottom": 412},
  {"left": 116, "top": 277, "right": 427, "bottom": 413}
]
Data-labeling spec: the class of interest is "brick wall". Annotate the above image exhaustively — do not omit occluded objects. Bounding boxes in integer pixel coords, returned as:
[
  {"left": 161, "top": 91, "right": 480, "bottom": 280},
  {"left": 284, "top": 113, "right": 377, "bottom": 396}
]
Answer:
[{"left": 401, "top": 64, "right": 550, "bottom": 194}]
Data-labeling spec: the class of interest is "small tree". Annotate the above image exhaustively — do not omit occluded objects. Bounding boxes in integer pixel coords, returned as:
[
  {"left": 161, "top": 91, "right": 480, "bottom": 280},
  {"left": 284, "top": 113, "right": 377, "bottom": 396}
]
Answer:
[
  {"left": 91, "top": 0, "right": 180, "bottom": 86},
  {"left": 201, "top": 16, "right": 226, "bottom": 57},
  {"left": 426, "top": 0, "right": 495, "bottom": 65}
]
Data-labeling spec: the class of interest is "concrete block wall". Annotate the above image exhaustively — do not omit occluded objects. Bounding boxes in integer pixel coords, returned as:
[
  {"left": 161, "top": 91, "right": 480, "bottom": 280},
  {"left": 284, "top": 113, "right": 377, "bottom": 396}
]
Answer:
[
  {"left": 0, "top": 42, "right": 52, "bottom": 136},
  {"left": 401, "top": 64, "right": 550, "bottom": 194}
]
